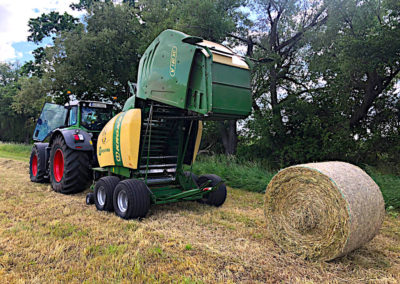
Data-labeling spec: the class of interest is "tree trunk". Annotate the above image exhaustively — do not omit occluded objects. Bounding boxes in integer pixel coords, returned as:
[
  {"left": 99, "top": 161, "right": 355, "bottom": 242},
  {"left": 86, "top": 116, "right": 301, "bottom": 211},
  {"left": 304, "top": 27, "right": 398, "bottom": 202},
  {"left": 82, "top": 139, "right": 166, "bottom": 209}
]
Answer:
[
  {"left": 350, "top": 68, "right": 400, "bottom": 127},
  {"left": 349, "top": 89, "right": 379, "bottom": 127},
  {"left": 220, "top": 120, "right": 238, "bottom": 155},
  {"left": 349, "top": 70, "right": 381, "bottom": 128},
  {"left": 270, "top": 65, "right": 278, "bottom": 112}
]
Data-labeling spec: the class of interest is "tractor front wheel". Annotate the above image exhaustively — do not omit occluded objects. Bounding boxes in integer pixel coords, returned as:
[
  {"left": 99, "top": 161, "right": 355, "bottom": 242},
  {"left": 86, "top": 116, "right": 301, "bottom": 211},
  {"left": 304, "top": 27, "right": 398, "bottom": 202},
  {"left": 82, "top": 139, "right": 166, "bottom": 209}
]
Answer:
[
  {"left": 197, "top": 174, "right": 227, "bottom": 207},
  {"left": 29, "top": 145, "right": 47, "bottom": 183},
  {"left": 49, "top": 135, "right": 91, "bottom": 194},
  {"left": 113, "top": 179, "right": 150, "bottom": 219}
]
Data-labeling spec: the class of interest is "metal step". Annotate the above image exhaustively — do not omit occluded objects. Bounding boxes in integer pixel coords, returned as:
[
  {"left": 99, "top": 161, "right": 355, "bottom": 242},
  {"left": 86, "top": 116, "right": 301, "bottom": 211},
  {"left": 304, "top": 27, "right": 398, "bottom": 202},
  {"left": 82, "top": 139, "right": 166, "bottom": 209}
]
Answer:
[
  {"left": 139, "top": 168, "right": 176, "bottom": 174},
  {"left": 140, "top": 155, "right": 177, "bottom": 160},
  {"left": 144, "top": 177, "right": 175, "bottom": 185},
  {"left": 140, "top": 163, "right": 177, "bottom": 169}
]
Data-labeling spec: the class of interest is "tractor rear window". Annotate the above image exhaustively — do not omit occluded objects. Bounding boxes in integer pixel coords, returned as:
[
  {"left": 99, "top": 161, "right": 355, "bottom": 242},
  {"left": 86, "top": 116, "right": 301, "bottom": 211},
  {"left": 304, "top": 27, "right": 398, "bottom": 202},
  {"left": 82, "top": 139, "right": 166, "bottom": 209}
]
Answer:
[
  {"left": 81, "top": 107, "right": 113, "bottom": 131},
  {"left": 33, "top": 103, "right": 68, "bottom": 141}
]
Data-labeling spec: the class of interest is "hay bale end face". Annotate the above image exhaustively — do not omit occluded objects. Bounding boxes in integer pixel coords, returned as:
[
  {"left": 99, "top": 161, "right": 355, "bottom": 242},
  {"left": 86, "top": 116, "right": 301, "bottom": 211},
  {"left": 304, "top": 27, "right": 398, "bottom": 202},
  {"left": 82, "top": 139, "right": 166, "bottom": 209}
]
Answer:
[{"left": 264, "top": 161, "right": 385, "bottom": 261}]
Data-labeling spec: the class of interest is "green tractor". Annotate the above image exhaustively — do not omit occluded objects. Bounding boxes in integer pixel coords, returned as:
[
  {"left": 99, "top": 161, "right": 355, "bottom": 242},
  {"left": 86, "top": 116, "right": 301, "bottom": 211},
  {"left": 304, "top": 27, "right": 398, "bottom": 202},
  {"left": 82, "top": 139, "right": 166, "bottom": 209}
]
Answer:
[
  {"left": 29, "top": 100, "right": 114, "bottom": 194},
  {"left": 86, "top": 30, "right": 252, "bottom": 219}
]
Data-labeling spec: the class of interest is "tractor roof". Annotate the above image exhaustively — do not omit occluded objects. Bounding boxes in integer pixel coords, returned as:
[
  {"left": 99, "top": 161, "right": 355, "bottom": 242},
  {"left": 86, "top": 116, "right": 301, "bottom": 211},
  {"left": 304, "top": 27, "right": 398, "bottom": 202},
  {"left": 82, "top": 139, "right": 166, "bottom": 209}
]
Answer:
[{"left": 65, "top": 100, "right": 113, "bottom": 107}]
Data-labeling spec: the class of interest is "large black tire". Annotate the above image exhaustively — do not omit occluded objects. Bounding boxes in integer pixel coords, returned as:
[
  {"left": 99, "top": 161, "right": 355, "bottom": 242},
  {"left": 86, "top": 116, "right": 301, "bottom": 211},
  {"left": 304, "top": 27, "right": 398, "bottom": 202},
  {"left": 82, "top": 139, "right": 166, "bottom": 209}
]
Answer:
[
  {"left": 197, "top": 174, "right": 227, "bottom": 207},
  {"left": 29, "top": 145, "right": 48, "bottom": 183},
  {"left": 49, "top": 135, "right": 91, "bottom": 194},
  {"left": 94, "top": 176, "right": 120, "bottom": 211},
  {"left": 113, "top": 179, "right": 150, "bottom": 219}
]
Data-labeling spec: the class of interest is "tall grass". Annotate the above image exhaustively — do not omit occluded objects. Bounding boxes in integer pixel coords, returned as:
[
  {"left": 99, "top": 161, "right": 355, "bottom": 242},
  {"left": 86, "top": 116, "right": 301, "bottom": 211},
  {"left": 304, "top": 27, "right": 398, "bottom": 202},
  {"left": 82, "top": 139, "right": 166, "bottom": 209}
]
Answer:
[
  {"left": 0, "top": 142, "right": 32, "bottom": 162},
  {"left": 188, "top": 155, "right": 275, "bottom": 193},
  {"left": 365, "top": 166, "right": 400, "bottom": 210},
  {"left": 191, "top": 155, "right": 400, "bottom": 209}
]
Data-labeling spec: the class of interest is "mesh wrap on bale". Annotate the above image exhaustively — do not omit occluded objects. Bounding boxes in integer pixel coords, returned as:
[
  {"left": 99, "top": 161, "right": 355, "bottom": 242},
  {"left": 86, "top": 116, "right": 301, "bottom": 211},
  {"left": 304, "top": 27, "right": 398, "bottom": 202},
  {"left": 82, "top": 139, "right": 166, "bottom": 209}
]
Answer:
[{"left": 264, "top": 161, "right": 385, "bottom": 261}]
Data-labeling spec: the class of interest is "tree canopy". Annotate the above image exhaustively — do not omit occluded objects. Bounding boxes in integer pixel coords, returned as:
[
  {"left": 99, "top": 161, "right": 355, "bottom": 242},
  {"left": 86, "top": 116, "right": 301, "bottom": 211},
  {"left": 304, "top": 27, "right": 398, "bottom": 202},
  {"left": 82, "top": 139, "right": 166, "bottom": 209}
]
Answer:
[{"left": 0, "top": 0, "right": 399, "bottom": 172}]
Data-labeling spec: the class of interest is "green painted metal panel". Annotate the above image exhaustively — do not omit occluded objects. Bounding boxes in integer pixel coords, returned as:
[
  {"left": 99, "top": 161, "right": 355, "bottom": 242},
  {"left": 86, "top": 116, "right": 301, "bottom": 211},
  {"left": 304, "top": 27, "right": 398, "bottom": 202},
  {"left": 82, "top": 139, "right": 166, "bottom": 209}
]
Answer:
[
  {"left": 211, "top": 63, "right": 252, "bottom": 116},
  {"left": 134, "top": 29, "right": 252, "bottom": 119},
  {"left": 136, "top": 30, "right": 197, "bottom": 109}
]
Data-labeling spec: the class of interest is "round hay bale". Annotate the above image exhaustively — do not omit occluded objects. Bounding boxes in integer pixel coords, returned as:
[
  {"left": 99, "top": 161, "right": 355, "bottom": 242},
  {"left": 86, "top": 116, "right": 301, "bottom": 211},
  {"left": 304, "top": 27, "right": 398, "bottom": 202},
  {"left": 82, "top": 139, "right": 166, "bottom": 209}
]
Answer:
[{"left": 264, "top": 161, "right": 385, "bottom": 261}]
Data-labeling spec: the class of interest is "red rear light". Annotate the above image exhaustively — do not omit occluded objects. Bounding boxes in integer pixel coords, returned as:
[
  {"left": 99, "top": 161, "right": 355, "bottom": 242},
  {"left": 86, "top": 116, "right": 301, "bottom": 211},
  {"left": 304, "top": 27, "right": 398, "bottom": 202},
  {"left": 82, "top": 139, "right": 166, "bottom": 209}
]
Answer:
[{"left": 73, "top": 134, "right": 84, "bottom": 141}]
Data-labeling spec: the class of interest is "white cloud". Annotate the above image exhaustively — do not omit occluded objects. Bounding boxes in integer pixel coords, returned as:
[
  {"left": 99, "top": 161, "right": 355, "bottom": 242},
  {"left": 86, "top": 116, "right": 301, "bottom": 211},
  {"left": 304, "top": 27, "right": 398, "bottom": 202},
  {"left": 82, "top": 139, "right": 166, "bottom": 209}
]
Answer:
[{"left": 0, "top": 0, "right": 82, "bottom": 62}]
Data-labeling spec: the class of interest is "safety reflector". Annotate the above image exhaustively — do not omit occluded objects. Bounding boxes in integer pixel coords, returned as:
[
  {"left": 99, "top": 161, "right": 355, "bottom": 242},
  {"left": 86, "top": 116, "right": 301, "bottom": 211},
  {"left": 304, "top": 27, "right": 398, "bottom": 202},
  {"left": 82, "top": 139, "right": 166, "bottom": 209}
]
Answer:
[{"left": 73, "top": 134, "right": 84, "bottom": 141}]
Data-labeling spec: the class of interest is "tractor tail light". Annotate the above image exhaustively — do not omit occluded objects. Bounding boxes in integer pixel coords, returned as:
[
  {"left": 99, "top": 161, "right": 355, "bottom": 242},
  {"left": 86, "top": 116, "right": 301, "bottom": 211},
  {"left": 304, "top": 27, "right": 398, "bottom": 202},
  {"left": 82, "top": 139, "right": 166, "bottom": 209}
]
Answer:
[
  {"left": 202, "top": 187, "right": 212, "bottom": 192},
  {"left": 73, "top": 134, "right": 84, "bottom": 141}
]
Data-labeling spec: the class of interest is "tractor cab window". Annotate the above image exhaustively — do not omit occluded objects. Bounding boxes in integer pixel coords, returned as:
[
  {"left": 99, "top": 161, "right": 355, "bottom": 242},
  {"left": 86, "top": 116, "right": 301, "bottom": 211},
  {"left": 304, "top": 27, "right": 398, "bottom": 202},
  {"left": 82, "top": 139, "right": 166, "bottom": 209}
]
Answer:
[
  {"left": 68, "top": 106, "right": 78, "bottom": 126},
  {"left": 33, "top": 103, "right": 68, "bottom": 141},
  {"left": 81, "top": 106, "right": 113, "bottom": 131}
]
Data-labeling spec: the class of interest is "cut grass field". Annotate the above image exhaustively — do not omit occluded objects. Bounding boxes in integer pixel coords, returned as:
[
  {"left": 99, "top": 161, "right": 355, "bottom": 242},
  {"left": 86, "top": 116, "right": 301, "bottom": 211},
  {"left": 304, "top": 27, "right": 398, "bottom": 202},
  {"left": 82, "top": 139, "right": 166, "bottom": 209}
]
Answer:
[{"left": 0, "top": 146, "right": 400, "bottom": 282}]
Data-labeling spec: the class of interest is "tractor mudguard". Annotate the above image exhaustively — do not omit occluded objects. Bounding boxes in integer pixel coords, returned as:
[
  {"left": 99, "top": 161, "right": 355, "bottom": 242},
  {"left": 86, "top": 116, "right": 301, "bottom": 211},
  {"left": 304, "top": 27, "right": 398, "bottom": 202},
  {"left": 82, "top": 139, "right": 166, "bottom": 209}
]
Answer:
[
  {"left": 33, "top": 142, "right": 49, "bottom": 171},
  {"left": 50, "top": 129, "right": 94, "bottom": 151}
]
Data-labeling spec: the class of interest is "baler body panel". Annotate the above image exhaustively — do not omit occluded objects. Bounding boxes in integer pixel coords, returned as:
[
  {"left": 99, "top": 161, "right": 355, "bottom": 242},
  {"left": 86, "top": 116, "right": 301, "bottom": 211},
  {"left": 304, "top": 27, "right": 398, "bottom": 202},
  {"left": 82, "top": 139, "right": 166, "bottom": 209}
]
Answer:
[
  {"left": 97, "top": 109, "right": 141, "bottom": 170},
  {"left": 211, "top": 63, "right": 252, "bottom": 116},
  {"left": 136, "top": 30, "right": 195, "bottom": 110},
  {"left": 136, "top": 29, "right": 252, "bottom": 119}
]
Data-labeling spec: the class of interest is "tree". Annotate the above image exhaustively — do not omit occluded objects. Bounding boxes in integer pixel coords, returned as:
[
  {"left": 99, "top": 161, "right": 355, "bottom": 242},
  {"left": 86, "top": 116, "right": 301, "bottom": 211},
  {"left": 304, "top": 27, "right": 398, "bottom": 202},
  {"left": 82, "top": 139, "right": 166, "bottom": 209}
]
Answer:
[
  {"left": 12, "top": 76, "right": 50, "bottom": 118},
  {"left": 41, "top": 3, "right": 142, "bottom": 104},
  {"left": 247, "top": 0, "right": 329, "bottom": 115},
  {"left": 27, "top": 11, "right": 79, "bottom": 44},
  {"left": 311, "top": 0, "right": 400, "bottom": 128},
  {"left": 0, "top": 63, "right": 37, "bottom": 143}
]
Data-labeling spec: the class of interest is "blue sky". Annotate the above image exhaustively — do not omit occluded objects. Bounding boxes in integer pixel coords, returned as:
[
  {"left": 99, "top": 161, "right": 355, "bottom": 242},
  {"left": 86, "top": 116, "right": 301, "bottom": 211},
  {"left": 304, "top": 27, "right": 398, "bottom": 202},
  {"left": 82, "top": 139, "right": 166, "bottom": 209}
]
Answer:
[{"left": 0, "top": 0, "right": 83, "bottom": 64}]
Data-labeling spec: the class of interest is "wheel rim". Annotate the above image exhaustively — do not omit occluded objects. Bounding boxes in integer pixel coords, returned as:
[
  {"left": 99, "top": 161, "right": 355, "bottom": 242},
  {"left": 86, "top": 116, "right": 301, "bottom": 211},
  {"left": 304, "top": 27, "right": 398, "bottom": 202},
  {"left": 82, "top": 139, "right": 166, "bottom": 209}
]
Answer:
[
  {"left": 53, "top": 149, "right": 64, "bottom": 182},
  {"left": 117, "top": 190, "right": 128, "bottom": 213},
  {"left": 32, "top": 154, "right": 38, "bottom": 176},
  {"left": 97, "top": 186, "right": 106, "bottom": 206}
]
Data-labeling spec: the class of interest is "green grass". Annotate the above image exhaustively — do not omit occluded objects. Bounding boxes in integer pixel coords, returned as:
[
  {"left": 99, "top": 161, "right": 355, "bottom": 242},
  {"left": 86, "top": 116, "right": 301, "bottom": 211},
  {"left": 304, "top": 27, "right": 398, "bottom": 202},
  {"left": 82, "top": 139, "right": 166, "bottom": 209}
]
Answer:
[
  {"left": 365, "top": 166, "right": 400, "bottom": 209},
  {"left": 190, "top": 155, "right": 400, "bottom": 209},
  {"left": 188, "top": 155, "right": 275, "bottom": 193},
  {"left": 0, "top": 142, "right": 31, "bottom": 162}
]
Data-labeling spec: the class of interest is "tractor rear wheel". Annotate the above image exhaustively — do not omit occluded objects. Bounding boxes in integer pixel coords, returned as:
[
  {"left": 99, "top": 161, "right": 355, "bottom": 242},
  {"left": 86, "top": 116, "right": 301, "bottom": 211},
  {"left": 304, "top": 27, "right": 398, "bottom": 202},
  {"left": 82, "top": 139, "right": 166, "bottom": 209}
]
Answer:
[
  {"left": 94, "top": 176, "right": 120, "bottom": 211},
  {"left": 49, "top": 135, "right": 91, "bottom": 194},
  {"left": 113, "top": 179, "right": 150, "bottom": 219},
  {"left": 29, "top": 145, "right": 47, "bottom": 183},
  {"left": 197, "top": 174, "right": 227, "bottom": 207}
]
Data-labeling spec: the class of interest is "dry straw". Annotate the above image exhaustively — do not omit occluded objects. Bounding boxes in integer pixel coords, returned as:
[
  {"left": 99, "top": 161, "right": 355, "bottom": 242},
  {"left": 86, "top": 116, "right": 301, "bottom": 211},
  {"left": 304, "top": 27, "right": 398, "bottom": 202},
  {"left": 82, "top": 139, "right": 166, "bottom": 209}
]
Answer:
[{"left": 264, "top": 161, "right": 385, "bottom": 261}]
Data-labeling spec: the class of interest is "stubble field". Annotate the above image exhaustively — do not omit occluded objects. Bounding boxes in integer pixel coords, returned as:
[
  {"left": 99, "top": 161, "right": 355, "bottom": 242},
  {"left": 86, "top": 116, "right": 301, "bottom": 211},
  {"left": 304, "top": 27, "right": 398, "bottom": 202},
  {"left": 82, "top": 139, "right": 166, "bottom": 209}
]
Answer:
[{"left": 0, "top": 157, "right": 399, "bottom": 283}]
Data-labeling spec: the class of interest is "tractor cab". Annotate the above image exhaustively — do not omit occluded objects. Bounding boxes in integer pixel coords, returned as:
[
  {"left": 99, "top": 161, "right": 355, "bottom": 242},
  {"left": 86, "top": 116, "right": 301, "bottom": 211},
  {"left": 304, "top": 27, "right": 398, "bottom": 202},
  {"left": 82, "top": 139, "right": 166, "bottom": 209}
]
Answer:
[{"left": 33, "top": 101, "right": 114, "bottom": 142}]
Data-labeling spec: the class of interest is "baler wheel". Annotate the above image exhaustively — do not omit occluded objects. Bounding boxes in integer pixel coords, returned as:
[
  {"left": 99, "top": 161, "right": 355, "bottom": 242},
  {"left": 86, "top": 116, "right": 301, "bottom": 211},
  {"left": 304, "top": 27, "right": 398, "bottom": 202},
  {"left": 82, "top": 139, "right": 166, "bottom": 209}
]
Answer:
[
  {"left": 113, "top": 179, "right": 150, "bottom": 219},
  {"left": 86, "top": 192, "right": 95, "bottom": 205},
  {"left": 49, "top": 135, "right": 91, "bottom": 194},
  {"left": 197, "top": 174, "right": 227, "bottom": 207},
  {"left": 94, "top": 176, "right": 120, "bottom": 211},
  {"left": 29, "top": 146, "right": 47, "bottom": 183}
]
